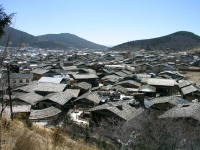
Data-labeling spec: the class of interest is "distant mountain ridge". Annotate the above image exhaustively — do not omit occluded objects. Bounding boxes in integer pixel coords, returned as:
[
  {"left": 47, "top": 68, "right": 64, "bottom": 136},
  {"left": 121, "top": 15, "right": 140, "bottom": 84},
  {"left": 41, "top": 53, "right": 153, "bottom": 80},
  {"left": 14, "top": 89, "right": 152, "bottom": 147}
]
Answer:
[
  {"left": 37, "top": 33, "right": 106, "bottom": 49},
  {"left": 0, "top": 26, "right": 38, "bottom": 47},
  {"left": 0, "top": 26, "right": 107, "bottom": 49},
  {"left": 110, "top": 31, "right": 200, "bottom": 51}
]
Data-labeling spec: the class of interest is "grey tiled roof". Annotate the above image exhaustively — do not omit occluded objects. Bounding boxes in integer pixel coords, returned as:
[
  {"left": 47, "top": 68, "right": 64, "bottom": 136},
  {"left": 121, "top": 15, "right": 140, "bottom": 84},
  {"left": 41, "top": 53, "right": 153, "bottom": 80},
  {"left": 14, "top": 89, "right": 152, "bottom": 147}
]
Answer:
[
  {"left": 38, "top": 77, "right": 63, "bottom": 84},
  {"left": 65, "top": 89, "right": 80, "bottom": 98},
  {"left": 150, "top": 96, "right": 190, "bottom": 106},
  {"left": 139, "top": 85, "right": 156, "bottom": 92},
  {"left": 16, "top": 92, "right": 43, "bottom": 105},
  {"left": 102, "top": 69, "right": 114, "bottom": 74},
  {"left": 62, "top": 66, "right": 78, "bottom": 71},
  {"left": 125, "top": 88, "right": 139, "bottom": 92},
  {"left": 67, "top": 71, "right": 79, "bottom": 75},
  {"left": 31, "top": 69, "right": 49, "bottom": 75},
  {"left": 40, "top": 92, "right": 73, "bottom": 105},
  {"left": 159, "top": 74, "right": 172, "bottom": 79},
  {"left": 181, "top": 85, "right": 197, "bottom": 95},
  {"left": 74, "top": 82, "right": 92, "bottom": 90},
  {"left": 15, "top": 83, "right": 67, "bottom": 93},
  {"left": 74, "top": 92, "right": 101, "bottom": 104},
  {"left": 102, "top": 75, "right": 120, "bottom": 83},
  {"left": 148, "top": 78, "right": 177, "bottom": 86},
  {"left": 12, "top": 92, "right": 26, "bottom": 97},
  {"left": 72, "top": 74, "right": 98, "bottom": 79},
  {"left": 114, "top": 71, "right": 128, "bottom": 77},
  {"left": 141, "top": 78, "right": 148, "bottom": 84},
  {"left": 110, "top": 85, "right": 129, "bottom": 94},
  {"left": 137, "top": 74, "right": 151, "bottom": 78},
  {"left": 29, "top": 106, "right": 61, "bottom": 120},
  {"left": 88, "top": 101, "right": 144, "bottom": 121},
  {"left": 90, "top": 86, "right": 102, "bottom": 91},
  {"left": 159, "top": 103, "right": 200, "bottom": 121},
  {"left": 178, "top": 80, "right": 192, "bottom": 88},
  {"left": 81, "top": 69, "right": 96, "bottom": 74},
  {"left": 121, "top": 70, "right": 133, "bottom": 75},
  {"left": 115, "top": 80, "right": 141, "bottom": 87}
]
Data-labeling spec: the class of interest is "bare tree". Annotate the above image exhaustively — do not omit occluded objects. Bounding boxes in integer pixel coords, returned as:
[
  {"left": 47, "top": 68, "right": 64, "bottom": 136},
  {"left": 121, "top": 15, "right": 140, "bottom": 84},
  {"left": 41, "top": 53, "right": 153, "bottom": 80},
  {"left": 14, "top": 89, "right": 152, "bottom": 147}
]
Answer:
[
  {"left": 0, "top": 5, "right": 15, "bottom": 118},
  {"left": 130, "top": 117, "right": 200, "bottom": 150},
  {"left": 89, "top": 112, "right": 200, "bottom": 150}
]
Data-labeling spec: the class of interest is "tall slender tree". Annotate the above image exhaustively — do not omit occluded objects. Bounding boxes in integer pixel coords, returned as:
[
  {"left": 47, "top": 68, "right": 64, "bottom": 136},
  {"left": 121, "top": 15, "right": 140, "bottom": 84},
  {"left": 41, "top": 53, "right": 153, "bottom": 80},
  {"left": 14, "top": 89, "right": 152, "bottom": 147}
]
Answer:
[{"left": 0, "top": 5, "right": 15, "bottom": 118}]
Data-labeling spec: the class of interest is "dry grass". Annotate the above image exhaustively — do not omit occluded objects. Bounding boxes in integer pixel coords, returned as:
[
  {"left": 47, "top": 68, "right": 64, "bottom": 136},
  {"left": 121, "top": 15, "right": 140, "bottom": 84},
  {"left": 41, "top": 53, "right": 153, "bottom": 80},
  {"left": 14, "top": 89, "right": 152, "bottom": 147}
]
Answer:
[
  {"left": 185, "top": 48, "right": 200, "bottom": 54},
  {"left": 182, "top": 71, "right": 200, "bottom": 84},
  {"left": 0, "top": 118, "right": 98, "bottom": 150}
]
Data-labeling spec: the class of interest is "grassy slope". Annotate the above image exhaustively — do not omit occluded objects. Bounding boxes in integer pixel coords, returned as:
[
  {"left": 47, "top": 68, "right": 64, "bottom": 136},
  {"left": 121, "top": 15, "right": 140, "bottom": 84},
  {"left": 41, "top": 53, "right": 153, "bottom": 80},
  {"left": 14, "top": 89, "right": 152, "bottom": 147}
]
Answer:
[{"left": 0, "top": 118, "right": 98, "bottom": 150}]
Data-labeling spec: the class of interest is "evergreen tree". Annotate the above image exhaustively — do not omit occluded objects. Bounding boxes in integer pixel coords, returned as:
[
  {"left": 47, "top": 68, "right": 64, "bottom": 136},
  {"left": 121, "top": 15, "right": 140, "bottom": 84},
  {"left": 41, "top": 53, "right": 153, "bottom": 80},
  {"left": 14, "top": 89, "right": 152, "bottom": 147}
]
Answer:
[{"left": 0, "top": 5, "right": 15, "bottom": 37}]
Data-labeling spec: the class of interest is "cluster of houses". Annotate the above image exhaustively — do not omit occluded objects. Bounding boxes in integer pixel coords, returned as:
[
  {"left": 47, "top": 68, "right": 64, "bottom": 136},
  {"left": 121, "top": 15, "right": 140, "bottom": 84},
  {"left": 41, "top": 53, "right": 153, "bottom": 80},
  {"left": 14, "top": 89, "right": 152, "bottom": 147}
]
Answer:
[{"left": 0, "top": 48, "right": 200, "bottom": 126}]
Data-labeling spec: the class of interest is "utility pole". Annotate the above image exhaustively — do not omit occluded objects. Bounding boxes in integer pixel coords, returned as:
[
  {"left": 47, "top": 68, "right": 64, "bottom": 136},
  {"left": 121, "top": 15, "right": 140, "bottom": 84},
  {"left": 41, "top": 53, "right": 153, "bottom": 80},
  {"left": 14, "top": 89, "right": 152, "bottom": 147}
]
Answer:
[{"left": 7, "top": 63, "right": 13, "bottom": 120}]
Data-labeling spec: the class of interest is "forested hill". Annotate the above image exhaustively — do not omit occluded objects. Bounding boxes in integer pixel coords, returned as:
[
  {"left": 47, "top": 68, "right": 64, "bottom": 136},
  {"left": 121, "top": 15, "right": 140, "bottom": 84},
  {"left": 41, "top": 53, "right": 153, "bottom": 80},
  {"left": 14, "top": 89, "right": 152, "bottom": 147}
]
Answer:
[
  {"left": 0, "top": 26, "right": 107, "bottom": 49},
  {"left": 110, "top": 31, "right": 200, "bottom": 51},
  {"left": 37, "top": 33, "right": 106, "bottom": 49},
  {"left": 0, "top": 26, "right": 38, "bottom": 47}
]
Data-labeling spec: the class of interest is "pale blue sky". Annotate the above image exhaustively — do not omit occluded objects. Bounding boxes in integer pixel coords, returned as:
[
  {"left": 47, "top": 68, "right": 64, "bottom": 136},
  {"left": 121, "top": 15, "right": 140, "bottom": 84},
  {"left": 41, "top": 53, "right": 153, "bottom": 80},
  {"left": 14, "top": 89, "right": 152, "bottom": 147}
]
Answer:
[{"left": 1, "top": 0, "right": 200, "bottom": 45}]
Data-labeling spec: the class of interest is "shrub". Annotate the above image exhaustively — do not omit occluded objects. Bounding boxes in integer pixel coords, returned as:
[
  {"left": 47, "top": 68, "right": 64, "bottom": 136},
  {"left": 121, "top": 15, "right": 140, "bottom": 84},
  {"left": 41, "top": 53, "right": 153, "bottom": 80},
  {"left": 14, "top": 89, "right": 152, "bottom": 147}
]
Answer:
[
  {"left": 26, "top": 119, "right": 33, "bottom": 128},
  {"left": 52, "top": 127, "right": 65, "bottom": 147},
  {"left": 13, "top": 130, "right": 41, "bottom": 150},
  {"left": 1, "top": 117, "right": 11, "bottom": 130}
]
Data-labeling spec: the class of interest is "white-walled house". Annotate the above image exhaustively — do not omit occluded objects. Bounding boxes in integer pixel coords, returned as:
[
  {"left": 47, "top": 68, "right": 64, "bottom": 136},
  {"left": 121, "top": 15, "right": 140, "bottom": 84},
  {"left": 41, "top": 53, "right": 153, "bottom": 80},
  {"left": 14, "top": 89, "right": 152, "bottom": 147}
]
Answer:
[{"left": 1, "top": 73, "right": 33, "bottom": 88}]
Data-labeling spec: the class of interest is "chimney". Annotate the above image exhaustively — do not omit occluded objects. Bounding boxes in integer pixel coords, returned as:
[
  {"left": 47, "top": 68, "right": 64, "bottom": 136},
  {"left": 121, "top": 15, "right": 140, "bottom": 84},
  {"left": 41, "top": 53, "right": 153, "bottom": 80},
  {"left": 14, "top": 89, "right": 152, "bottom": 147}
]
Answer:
[{"left": 134, "top": 93, "right": 145, "bottom": 108}]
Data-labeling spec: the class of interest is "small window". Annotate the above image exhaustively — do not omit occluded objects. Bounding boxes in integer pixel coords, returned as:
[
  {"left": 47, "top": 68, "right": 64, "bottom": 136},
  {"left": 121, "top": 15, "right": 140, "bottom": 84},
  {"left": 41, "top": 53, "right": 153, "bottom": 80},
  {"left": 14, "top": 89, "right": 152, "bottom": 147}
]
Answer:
[
  {"left": 19, "top": 79, "right": 23, "bottom": 83},
  {"left": 26, "top": 79, "right": 29, "bottom": 83},
  {"left": 13, "top": 80, "right": 16, "bottom": 83}
]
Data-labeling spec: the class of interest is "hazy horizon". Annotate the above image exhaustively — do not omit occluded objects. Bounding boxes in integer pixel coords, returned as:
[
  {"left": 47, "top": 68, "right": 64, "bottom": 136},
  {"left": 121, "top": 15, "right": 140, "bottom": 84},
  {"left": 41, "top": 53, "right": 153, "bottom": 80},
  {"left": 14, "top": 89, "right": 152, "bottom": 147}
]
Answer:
[{"left": 2, "top": 0, "right": 200, "bottom": 45}]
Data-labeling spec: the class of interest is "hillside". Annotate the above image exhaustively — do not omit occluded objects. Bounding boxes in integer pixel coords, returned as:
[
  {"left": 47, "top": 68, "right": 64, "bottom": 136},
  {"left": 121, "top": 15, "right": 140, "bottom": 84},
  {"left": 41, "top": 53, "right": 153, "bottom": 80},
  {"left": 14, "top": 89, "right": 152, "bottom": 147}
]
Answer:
[
  {"left": 0, "top": 26, "right": 38, "bottom": 47},
  {"left": 0, "top": 118, "right": 98, "bottom": 150},
  {"left": 29, "top": 40, "right": 67, "bottom": 49},
  {"left": 0, "top": 26, "right": 107, "bottom": 49},
  {"left": 110, "top": 31, "right": 200, "bottom": 51},
  {"left": 37, "top": 33, "right": 107, "bottom": 49}
]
